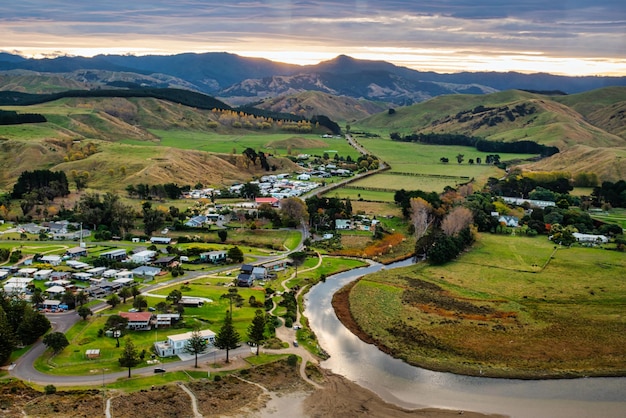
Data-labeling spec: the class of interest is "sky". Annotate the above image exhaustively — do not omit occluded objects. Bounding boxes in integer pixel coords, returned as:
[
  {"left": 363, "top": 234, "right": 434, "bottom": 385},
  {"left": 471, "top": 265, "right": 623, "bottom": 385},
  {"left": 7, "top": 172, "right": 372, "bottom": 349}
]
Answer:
[{"left": 1, "top": 1, "right": 625, "bottom": 76}]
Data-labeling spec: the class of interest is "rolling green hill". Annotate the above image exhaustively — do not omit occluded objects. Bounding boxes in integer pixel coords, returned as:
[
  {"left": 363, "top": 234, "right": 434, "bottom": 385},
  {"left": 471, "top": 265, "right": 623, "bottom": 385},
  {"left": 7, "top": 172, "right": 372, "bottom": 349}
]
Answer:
[{"left": 354, "top": 88, "right": 626, "bottom": 182}]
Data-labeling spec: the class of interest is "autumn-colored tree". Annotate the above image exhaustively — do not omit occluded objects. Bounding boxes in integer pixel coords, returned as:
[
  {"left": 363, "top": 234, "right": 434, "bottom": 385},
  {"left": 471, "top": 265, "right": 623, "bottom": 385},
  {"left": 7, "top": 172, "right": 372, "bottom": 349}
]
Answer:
[
  {"left": 441, "top": 206, "right": 474, "bottom": 237},
  {"left": 410, "top": 197, "right": 434, "bottom": 241}
]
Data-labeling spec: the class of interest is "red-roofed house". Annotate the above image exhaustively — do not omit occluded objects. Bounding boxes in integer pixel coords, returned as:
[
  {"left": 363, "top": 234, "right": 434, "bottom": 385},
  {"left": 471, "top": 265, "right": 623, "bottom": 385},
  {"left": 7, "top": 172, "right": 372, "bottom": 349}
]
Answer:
[
  {"left": 119, "top": 311, "right": 153, "bottom": 331},
  {"left": 255, "top": 197, "right": 279, "bottom": 207}
]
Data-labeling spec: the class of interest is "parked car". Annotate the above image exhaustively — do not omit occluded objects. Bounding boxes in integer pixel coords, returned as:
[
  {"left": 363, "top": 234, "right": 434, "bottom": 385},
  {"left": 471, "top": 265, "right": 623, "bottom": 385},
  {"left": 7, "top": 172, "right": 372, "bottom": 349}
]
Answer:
[
  {"left": 293, "top": 340, "right": 298, "bottom": 347},
  {"left": 154, "top": 367, "right": 165, "bottom": 373}
]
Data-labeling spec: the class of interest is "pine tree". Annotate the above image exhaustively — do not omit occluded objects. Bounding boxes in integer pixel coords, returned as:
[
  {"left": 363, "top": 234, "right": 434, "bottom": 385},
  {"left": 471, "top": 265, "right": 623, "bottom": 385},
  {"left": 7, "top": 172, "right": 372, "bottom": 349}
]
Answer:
[
  {"left": 214, "top": 310, "right": 240, "bottom": 363},
  {"left": 184, "top": 327, "right": 208, "bottom": 368},
  {"left": 0, "top": 306, "right": 16, "bottom": 365},
  {"left": 247, "top": 310, "right": 266, "bottom": 356},
  {"left": 118, "top": 337, "right": 141, "bottom": 378}
]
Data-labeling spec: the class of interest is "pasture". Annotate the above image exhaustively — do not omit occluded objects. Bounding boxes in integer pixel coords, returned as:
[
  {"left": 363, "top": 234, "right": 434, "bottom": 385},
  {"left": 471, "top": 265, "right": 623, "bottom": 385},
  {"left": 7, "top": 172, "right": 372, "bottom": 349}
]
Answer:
[{"left": 347, "top": 233, "right": 626, "bottom": 378}]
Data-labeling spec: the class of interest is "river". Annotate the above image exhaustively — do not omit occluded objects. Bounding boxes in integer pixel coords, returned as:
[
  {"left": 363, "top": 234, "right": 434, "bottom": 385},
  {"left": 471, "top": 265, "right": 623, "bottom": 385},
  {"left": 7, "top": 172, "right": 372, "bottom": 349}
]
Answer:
[{"left": 304, "top": 260, "right": 626, "bottom": 418}]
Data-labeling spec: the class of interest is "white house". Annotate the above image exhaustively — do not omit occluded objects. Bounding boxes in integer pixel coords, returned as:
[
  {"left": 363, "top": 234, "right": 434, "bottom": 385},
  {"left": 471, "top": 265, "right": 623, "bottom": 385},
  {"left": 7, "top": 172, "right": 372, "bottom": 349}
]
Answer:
[
  {"left": 3, "top": 277, "right": 33, "bottom": 294},
  {"left": 132, "top": 266, "right": 161, "bottom": 280},
  {"left": 154, "top": 329, "right": 215, "bottom": 358},
  {"left": 40, "top": 255, "right": 62, "bottom": 266},
  {"left": 45, "top": 285, "right": 67, "bottom": 297},
  {"left": 18, "top": 268, "right": 38, "bottom": 277},
  {"left": 200, "top": 250, "right": 227, "bottom": 264},
  {"left": 114, "top": 270, "right": 133, "bottom": 281},
  {"left": 33, "top": 269, "right": 53, "bottom": 280},
  {"left": 131, "top": 250, "right": 157, "bottom": 264},
  {"left": 573, "top": 233, "right": 609, "bottom": 244}
]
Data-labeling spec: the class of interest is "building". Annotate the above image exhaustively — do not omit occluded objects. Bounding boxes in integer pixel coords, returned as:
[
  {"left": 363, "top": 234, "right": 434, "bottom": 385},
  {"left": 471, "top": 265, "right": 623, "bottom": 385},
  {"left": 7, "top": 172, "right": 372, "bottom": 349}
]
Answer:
[
  {"left": 119, "top": 311, "right": 153, "bottom": 331},
  {"left": 45, "top": 285, "right": 67, "bottom": 298},
  {"left": 153, "top": 256, "right": 177, "bottom": 267},
  {"left": 237, "top": 273, "right": 254, "bottom": 287},
  {"left": 33, "top": 269, "right": 53, "bottom": 280},
  {"left": 200, "top": 250, "right": 227, "bottom": 264},
  {"left": 155, "top": 313, "right": 180, "bottom": 328},
  {"left": 154, "top": 329, "right": 215, "bottom": 358},
  {"left": 40, "top": 255, "right": 62, "bottom": 266},
  {"left": 573, "top": 233, "right": 609, "bottom": 244},
  {"left": 263, "top": 259, "right": 291, "bottom": 272},
  {"left": 66, "top": 247, "right": 88, "bottom": 258},
  {"left": 3, "top": 277, "right": 33, "bottom": 294},
  {"left": 501, "top": 197, "right": 556, "bottom": 209},
  {"left": 150, "top": 236, "right": 172, "bottom": 245},
  {"left": 132, "top": 266, "right": 161, "bottom": 280},
  {"left": 185, "top": 215, "right": 208, "bottom": 228},
  {"left": 114, "top": 270, "right": 133, "bottom": 281},
  {"left": 100, "top": 249, "right": 127, "bottom": 261},
  {"left": 179, "top": 297, "right": 205, "bottom": 307},
  {"left": 131, "top": 250, "right": 157, "bottom": 264}
]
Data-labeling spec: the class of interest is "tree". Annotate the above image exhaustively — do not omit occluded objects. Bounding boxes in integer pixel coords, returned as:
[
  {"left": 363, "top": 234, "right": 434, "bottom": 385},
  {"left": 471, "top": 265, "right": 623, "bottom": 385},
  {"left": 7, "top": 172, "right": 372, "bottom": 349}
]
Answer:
[
  {"left": 279, "top": 197, "right": 309, "bottom": 227},
  {"left": 118, "top": 287, "right": 132, "bottom": 303},
  {"left": 31, "top": 288, "right": 45, "bottom": 308},
  {"left": 17, "top": 310, "right": 50, "bottom": 344},
  {"left": 221, "top": 287, "right": 244, "bottom": 311},
  {"left": 0, "top": 306, "right": 16, "bottom": 365},
  {"left": 107, "top": 293, "right": 120, "bottom": 309},
  {"left": 227, "top": 246, "right": 244, "bottom": 263},
  {"left": 214, "top": 310, "right": 240, "bottom": 363},
  {"left": 166, "top": 289, "right": 183, "bottom": 305},
  {"left": 142, "top": 202, "right": 165, "bottom": 236},
  {"left": 218, "top": 229, "right": 228, "bottom": 243},
  {"left": 441, "top": 206, "right": 474, "bottom": 237},
  {"left": 43, "top": 332, "right": 69, "bottom": 354},
  {"left": 75, "top": 290, "right": 88, "bottom": 307},
  {"left": 133, "top": 295, "right": 148, "bottom": 311},
  {"left": 184, "top": 327, "right": 208, "bottom": 368},
  {"left": 118, "top": 337, "right": 141, "bottom": 378},
  {"left": 410, "top": 197, "right": 434, "bottom": 241},
  {"left": 77, "top": 305, "right": 92, "bottom": 320},
  {"left": 290, "top": 251, "right": 307, "bottom": 278},
  {"left": 247, "top": 309, "right": 266, "bottom": 356}
]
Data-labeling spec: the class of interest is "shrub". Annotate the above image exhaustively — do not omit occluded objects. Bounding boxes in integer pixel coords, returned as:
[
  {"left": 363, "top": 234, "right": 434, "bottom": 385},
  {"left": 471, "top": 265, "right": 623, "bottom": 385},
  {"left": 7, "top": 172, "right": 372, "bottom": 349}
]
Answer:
[
  {"left": 287, "top": 354, "right": 298, "bottom": 367},
  {"left": 44, "top": 385, "right": 57, "bottom": 395}
]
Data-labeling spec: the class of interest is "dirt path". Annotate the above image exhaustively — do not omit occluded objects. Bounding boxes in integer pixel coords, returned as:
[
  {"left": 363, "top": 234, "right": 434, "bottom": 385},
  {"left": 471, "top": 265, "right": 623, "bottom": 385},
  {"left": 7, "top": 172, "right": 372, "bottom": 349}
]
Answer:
[{"left": 179, "top": 383, "right": 202, "bottom": 417}]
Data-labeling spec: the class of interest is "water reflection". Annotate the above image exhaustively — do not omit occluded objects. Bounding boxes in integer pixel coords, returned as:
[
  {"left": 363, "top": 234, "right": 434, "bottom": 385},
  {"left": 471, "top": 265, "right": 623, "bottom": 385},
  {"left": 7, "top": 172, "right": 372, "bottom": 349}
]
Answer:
[{"left": 305, "top": 260, "right": 626, "bottom": 418}]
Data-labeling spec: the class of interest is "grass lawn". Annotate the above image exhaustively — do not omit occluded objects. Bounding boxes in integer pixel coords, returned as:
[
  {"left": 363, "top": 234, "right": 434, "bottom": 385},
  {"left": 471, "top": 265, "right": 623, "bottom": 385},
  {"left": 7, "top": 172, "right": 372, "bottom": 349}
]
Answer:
[{"left": 346, "top": 233, "right": 626, "bottom": 378}]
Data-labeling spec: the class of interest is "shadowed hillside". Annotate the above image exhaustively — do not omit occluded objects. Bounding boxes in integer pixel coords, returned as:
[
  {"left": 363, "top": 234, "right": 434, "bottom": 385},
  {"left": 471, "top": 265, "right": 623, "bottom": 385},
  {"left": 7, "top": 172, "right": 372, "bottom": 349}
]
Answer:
[{"left": 251, "top": 91, "right": 386, "bottom": 123}]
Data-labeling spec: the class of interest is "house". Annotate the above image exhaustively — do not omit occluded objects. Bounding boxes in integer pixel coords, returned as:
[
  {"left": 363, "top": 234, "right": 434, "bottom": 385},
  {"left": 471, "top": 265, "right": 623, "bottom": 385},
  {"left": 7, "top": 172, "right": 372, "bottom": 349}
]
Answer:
[
  {"left": 85, "top": 349, "right": 101, "bottom": 359},
  {"left": 33, "top": 269, "right": 53, "bottom": 280},
  {"left": 153, "top": 256, "right": 177, "bottom": 267},
  {"left": 255, "top": 197, "right": 280, "bottom": 207},
  {"left": 498, "top": 216, "right": 520, "bottom": 227},
  {"left": 132, "top": 266, "right": 161, "bottom": 280},
  {"left": 335, "top": 219, "right": 352, "bottom": 230},
  {"left": 237, "top": 273, "right": 254, "bottom": 287},
  {"left": 200, "top": 250, "right": 227, "bottom": 264},
  {"left": 40, "top": 255, "right": 62, "bottom": 266},
  {"left": 155, "top": 313, "right": 181, "bottom": 328},
  {"left": 150, "top": 236, "right": 172, "bottom": 245},
  {"left": 154, "top": 329, "right": 215, "bottom": 357},
  {"left": 179, "top": 296, "right": 205, "bottom": 307},
  {"left": 87, "top": 267, "right": 107, "bottom": 277},
  {"left": 296, "top": 173, "right": 311, "bottom": 181},
  {"left": 45, "top": 279, "right": 71, "bottom": 288},
  {"left": 102, "top": 269, "right": 119, "bottom": 279},
  {"left": 45, "top": 285, "right": 67, "bottom": 298},
  {"left": 86, "top": 286, "right": 107, "bottom": 298},
  {"left": 0, "top": 270, "right": 8, "bottom": 280},
  {"left": 119, "top": 311, "right": 153, "bottom": 331},
  {"left": 263, "top": 259, "right": 291, "bottom": 272},
  {"left": 114, "top": 270, "right": 134, "bottom": 281},
  {"left": 131, "top": 250, "right": 157, "bottom": 264},
  {"left": 3, "top": 277, "right": 33, "bottom": 294},
  {"left": 41, "top": 300, "right": 62, "bottom": 310},
  {"left": 185, "top": 215, "right": 208, "bottom": 228},
  {"left": 240, "top": 264, "right": 254, "bottom": 274},
  {"left": 501, "top": 197, "right": 556, "bottom": 209},
  {"left": 49, "top": 271, "right": 71, "bottom": 281},
  {"left": 100, "top": 249, "right": 127, "bottom": 261},
  {"left": 573, "top": 233, "right": 609, "bottom": 244},
  {"left": 72, "top": 272, "right": 93, "bottom": 282},
  {"left": 18, "top": 268, "right": 38, "bottom": 277},
  {"left": 66, "top": 247, "right": 88, "bottom": 258},
  {"left": 66, "top": 260, "right": 90, "bottom": 269},
  {"left": 251, "top": 266, "right": 267, "bottom": 280},
  {"left": 112, "top": 277, "right": 135, "bottom": 287}
]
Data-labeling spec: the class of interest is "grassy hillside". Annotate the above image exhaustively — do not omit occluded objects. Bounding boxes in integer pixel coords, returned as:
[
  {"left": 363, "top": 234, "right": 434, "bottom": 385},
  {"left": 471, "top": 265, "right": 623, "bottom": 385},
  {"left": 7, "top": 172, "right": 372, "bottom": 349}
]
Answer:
[
  {"left": 353, "top": 88, "right": 626, "bottom": 182},
  {"left": 252, "top": 91, "right": 387, "bottom": 124}
]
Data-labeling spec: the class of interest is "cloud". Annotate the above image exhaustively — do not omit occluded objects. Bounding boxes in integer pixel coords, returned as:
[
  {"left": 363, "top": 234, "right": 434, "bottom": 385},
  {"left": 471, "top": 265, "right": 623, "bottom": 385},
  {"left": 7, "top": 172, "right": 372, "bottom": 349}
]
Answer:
[{"left": 0, "top": 1, "right": 624, "bottom": 75}]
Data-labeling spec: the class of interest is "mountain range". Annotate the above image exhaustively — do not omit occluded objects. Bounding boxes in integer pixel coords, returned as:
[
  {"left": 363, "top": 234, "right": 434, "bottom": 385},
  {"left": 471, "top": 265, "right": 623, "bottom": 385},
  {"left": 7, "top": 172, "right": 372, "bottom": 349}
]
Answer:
[{"left": 1, "top": 52, "right": 625, "bottom": 106}]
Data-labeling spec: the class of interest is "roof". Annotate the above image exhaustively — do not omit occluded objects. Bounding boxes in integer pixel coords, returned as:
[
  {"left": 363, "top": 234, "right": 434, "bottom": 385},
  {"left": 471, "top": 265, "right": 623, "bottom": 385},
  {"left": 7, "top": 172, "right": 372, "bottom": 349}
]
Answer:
[
  {"left": 46, "top": 285, "right": 67, "bottom": 293},
  {"left": 120, "top": 311, "right": 153, "bottom": 322},
  {"left": 67, "top": 247, "right": 87, "bottom": 254},
  {"left": 167, "top": 329, "right": 215, "bottom": 342},
  {"left": 132, "top": 266, "right": 161, "bottom": 275}
]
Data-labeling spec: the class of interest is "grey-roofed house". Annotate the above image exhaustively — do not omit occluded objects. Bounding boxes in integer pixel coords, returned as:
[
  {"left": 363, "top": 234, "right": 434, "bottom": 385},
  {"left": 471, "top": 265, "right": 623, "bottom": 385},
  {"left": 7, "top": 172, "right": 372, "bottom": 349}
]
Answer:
[{"left": 132, "top": 266, "right": 161, "bottom": 280}]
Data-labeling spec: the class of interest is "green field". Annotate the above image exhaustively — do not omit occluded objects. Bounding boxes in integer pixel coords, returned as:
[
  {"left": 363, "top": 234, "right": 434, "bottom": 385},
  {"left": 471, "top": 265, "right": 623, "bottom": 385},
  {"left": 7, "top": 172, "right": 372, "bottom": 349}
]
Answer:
[
  {"left": 348, "top": 173, "right": 466, "bottom": 193},
  {"left": 136, "top": 130, "right": 361, "bottom": 159},
  {"left": 346, "top": 233, "right": 626, "bottom": 378}
]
